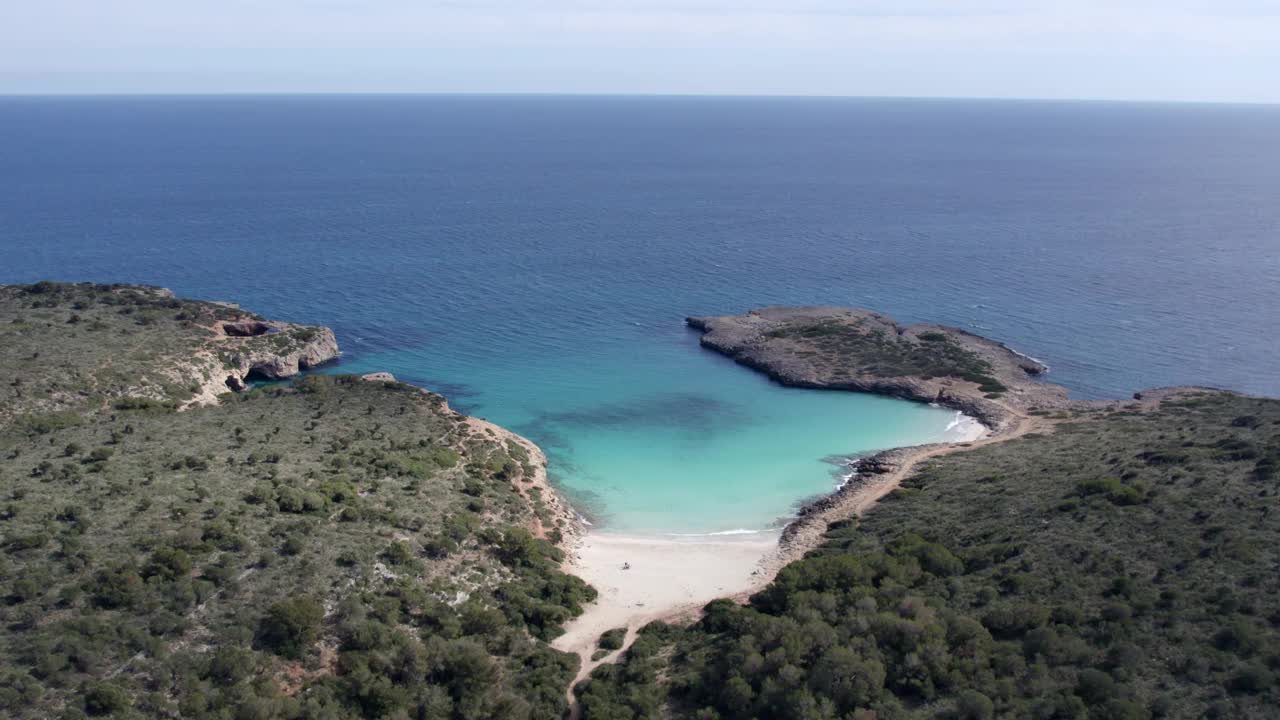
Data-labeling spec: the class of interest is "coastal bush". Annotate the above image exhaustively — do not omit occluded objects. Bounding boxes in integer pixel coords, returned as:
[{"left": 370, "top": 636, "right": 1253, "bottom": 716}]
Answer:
[
  {"left": 598, "top": 628, "right": 626, "bottom": 651},
  {"left": 1074, "top": 477, "right": 1146, "bottom": 505},
  {"left": 82, "top": 681, "right": 129, "bottom": 716},
  {"left": 256, "top": 596, "right": 324, "bottom": 659}
]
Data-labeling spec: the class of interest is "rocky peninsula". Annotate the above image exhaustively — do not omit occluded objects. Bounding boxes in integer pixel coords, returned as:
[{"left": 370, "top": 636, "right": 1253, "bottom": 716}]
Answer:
[{"left": 687, "top": 306, "right": 1071, "bottom": 433}]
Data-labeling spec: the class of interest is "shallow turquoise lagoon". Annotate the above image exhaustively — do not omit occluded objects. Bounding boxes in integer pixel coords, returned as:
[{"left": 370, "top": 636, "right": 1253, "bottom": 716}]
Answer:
[{"left": 334, "top": 326, "right": 966, "bottom": 535}]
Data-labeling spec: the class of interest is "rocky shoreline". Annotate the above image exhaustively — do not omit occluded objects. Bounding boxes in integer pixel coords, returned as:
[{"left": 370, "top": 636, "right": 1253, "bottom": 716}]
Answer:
[
  {"left": 684, "top": 306, "right": 1075, "bottom": 580},
  {"left": 781, "top": 445, "right": 930, "bottom": 544}
]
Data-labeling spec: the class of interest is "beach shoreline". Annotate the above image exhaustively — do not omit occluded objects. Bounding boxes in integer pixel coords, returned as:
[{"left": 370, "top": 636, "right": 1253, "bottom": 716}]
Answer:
[{"left": 551, "top": 406, "right": 995, "bottom": 696}]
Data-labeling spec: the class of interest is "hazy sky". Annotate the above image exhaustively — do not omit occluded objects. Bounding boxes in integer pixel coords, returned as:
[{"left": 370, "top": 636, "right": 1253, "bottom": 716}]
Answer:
[{"left": 3, "top": 1, "right": 1279, "bottom": 102}]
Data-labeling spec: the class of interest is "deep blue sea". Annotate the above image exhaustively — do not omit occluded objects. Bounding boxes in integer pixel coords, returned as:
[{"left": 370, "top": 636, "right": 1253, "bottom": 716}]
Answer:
[{"left": 3, "top": 96, "right": 1278, "bottom": 532}]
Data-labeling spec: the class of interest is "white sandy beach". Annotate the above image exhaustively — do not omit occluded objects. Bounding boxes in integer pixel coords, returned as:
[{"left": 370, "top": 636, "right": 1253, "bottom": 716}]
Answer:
[{"left": 552, "top": 531, "right": 778, "bottom": 656}]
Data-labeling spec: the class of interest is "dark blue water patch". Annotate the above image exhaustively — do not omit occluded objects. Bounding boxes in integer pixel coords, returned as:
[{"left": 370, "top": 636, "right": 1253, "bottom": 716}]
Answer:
[
  {"left": 401, "top": 377, "right": 483, "bottom": 412},
  {"left": 513, "top": 421, "right": 575, "bottom": 455},
  {"left": 526, "top": 392, "right": 751, "bottom": 434}
]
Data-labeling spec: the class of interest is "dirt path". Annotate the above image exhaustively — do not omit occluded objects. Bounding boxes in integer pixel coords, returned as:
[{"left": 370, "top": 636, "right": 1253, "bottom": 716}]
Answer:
[{"left": 562, "top": 624, "right": 641, "bottom": 720}]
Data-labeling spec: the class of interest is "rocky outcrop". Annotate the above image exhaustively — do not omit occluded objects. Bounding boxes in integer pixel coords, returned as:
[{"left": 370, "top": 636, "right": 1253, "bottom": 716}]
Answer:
[
  {"left": 360, "top": 372, "right": 397, "bottom": 383},
  {"left": 687, "top": 307, "right": 1070, "bottom": 434},
  {"left": 188, "top": 323, "right": 339, "bottom": 407},
  {"left": 222, "top": 327, "right": 339, "bottom": 381}
]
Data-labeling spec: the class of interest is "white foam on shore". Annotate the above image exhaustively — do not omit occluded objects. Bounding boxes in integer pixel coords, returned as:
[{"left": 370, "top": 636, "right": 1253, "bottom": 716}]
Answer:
[
  {"left": 1007, "top": 345, "right": 1050, "bottom": 371},
  {"left": 833, "top": 411, "right": 985, "bottom": 492},
  {"left": 941, "top": 411, "right": 987, "bottom": 442},
  {"left": 835, "top": 465, "right": 859, "bottom": 491},
  {"left": 666, "top": 528, "right": 765, "bottom": 538}
]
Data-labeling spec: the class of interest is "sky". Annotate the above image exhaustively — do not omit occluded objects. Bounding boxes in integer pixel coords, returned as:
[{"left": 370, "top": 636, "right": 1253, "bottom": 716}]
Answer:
[{"left": 2, "top": 1, "right": 1279, "bottom": 102}]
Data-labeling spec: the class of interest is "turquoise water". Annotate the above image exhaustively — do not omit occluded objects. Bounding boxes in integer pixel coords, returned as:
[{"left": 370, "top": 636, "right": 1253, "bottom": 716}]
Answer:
[
  {"left": 335, "top": 330, "right": 966, "bottom": 534},
  {"left": 4, "top": 96, "right": 1277, "bottom": 533}
]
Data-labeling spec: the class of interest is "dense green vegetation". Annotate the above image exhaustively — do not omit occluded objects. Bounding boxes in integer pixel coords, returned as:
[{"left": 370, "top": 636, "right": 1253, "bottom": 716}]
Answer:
[
  {"left": 764, "top": 320, "right": 1007, "bottom": 392},
  {"left": 0, "top": 284, "right": 590, "bottom": 719},
  {"left": 577, "top": 392, "right": 1280, "bottom": 719}
]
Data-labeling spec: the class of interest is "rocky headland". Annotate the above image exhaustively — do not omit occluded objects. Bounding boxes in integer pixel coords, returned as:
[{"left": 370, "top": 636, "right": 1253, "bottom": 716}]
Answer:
[
  {"left": 0, "top": 282, "right": 339, "bottom": 418},
  {"left": 687, "top": 306, "right": 1071, "bottom": 433}
]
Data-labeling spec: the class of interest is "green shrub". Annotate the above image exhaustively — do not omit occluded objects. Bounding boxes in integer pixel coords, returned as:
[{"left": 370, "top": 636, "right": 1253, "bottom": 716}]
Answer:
[
  {"left": 1074, "top": 477, "right": 1145, "bottom": 505},
  {"left": 257, "top": 596, "right": 324, "bottom": 659},
  {"left": 382, "top": 541, "right": 415, "bottom": 566},
  {"left": 143, "top": 547, "right": 192, "bottom": 581},
  {"left": 598, "top": 628, "right": 626, "bottom": 651},
  {"left": 82, "top": 681, "right": 129, "bottom": 716},
  {"left": 15, "top": 411, "right": 82, "bottom": 436},
  {"left": 85, "top": 565, "right": 144, "bottom": 609}
]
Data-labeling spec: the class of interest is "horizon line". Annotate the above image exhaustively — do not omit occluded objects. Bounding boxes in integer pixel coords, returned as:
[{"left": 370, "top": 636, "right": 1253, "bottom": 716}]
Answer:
[{"left": 1, "top": 90, "right": 1277, "bottom": 108}]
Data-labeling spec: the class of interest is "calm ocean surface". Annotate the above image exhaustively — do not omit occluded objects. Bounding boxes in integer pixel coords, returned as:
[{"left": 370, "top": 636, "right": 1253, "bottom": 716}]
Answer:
[{"left": 3, "top": 96, "right": 1278, "bottom": 532}]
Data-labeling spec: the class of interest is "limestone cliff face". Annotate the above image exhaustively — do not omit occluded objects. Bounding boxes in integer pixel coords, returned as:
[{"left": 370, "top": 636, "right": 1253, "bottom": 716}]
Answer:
[
  {"left": 222, "top": 325, "right": 339, "bottom": 383},
  {"left": 186, "top": 320, "right": 340, "bottom": 399},
  {"left": 187, "top": 321, "right": 340, "bottom": 405}
]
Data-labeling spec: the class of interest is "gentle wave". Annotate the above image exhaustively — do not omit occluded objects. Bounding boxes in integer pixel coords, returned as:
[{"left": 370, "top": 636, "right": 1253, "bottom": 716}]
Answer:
[
  {"left": 1008, "top": 346, "right": 1050, "bottom": 371},
  {"left": 665, "top": 528, "right": 766, "bottom": 537}
]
